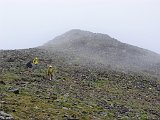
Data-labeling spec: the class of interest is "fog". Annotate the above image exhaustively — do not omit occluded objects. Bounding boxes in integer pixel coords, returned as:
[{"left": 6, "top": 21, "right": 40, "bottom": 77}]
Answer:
[
  {"left": 0, "top": 0, "right": 160, "bottom": 53},
  {"left": 42, "top": 29, "right": 160, "bottom": 74}
]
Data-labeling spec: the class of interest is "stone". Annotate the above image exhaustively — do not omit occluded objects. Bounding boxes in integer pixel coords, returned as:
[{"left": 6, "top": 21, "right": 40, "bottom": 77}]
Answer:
[
  {"left": 0, "top": 111, "right": 14, "bottom": 120},
  {"left": 9, "top": 88, "right": 20, "bottom": 94},
  {"left": 156, "top": 85, "right": 160, "bottom": 91},
  {"left": 0, "top": 81, "right": 6, "bottom": 85}
]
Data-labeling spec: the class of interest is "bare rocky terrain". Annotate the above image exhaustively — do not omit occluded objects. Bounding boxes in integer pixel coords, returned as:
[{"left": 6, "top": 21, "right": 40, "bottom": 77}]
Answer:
[
  {"left": 42, "top": 29, "right": 160, "bottom": 76},
  {"left": 0, "top": 30, "right": 160, "bottom": 120}
]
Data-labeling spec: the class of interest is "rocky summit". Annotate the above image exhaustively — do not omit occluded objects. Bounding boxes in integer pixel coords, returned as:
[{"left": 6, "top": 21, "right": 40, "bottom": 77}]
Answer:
[
  {"left": 0, "top": 30, "right": 160, "bottom": 120},
  {"left": 42, "top": 29, "right": 160, "bottom": 76}
]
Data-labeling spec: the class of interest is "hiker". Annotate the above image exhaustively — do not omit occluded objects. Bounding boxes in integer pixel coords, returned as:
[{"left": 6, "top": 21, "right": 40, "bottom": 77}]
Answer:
[
  {"left": 47, "top": 65, "right": 55, "bottom": 80},
  {"left": 33, "top": 57, "right": 39, "bottom": 65},
  {"left": 26, "top": 60, "right": 33, "bottom": 72},
  {"left": 33, "top": 57, "right": 39, "bottom": 70}
]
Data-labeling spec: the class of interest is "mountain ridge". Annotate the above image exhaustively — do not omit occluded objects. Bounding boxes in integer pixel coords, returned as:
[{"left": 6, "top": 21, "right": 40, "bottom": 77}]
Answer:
[
  {"left": 43, "top": 29, "right": 159, "bottom": 55},
  {"left": 41, "top": 29, "right": 160, "bottom": 75}
]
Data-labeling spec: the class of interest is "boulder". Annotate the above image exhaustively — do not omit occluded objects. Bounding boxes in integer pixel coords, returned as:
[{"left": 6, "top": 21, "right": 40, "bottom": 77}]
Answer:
[
  {"left": 0, "top": 111, "right": 14, "bottom": 120},
  {"left": 8, "top": 88, "right": 20, "bottom": 94}
]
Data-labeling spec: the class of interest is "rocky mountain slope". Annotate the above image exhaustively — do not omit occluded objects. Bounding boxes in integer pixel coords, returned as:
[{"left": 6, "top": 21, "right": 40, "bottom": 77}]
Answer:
[
  {"left": 0, "top": 30, "right": 160, "bottom": 119},
  {"left": 42, "top": 29, "right": 160, "bottom": 75},
  {"left": 0, "top": 48, "right": 159, "bottom": 120}
]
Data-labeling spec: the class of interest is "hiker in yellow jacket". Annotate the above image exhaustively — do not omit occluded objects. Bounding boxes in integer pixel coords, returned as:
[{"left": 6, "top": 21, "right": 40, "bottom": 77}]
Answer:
[
  {"left": 33, "top": 57, "right": 39, "bottom": 65},
  {"left": 33, "top": 57, "right": 39, "bottom": 70},
  {"left": 47, "top": 65, "right": 56, "bottom": 80}
]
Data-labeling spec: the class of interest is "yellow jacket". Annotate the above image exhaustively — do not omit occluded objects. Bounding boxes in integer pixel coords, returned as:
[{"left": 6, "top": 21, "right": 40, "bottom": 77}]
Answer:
[
  {"left": 47, "top": 66, "right": 56, "bottom": 75},
  {"left": 33, "top": 57, "right": 39, "bottom": 65}
]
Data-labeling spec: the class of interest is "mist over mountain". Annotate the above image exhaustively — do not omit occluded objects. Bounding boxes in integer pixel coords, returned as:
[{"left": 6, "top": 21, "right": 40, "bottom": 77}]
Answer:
[
  {"left": 1, "top": 29, "right": 160, "bottom": 119},
  {"left": 41, "top": 29, "right": 160, "bottom": 75}
]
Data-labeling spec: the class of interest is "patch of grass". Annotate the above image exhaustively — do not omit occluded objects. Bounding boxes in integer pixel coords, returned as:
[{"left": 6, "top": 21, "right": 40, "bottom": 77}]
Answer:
[
  {"left": 0, "top": 72, "right": 21, "bottom": 82},
  {"left": 140, "top": 113, "right": 149, "bottom": 120},
  {"left": 1, "top": 61, "right": 160, "bottom": 120}
]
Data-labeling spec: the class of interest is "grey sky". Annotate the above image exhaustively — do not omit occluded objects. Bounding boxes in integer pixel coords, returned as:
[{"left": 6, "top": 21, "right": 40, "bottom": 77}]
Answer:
[{"left": 0, "top": 0, "right": 160, "bottom": 53}]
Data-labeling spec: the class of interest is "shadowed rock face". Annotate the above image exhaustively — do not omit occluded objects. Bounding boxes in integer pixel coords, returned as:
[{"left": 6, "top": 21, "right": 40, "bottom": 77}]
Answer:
[{"left": 41, "top": 29, "right": 160, "bottom": 75}]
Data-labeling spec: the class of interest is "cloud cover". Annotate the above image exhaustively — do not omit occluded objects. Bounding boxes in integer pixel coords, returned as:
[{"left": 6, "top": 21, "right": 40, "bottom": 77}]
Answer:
[{"left": 0, "top": 0, "right": 160, "bottom": 53}]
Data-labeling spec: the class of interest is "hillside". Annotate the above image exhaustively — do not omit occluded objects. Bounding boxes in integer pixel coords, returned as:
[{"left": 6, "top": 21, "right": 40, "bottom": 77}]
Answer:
[
  {"left": 0, "top": 49, "right": 160, "bottom": 120},
  {"left": 42, "top": 29, "right": 160, "bottom": 76},
  {"left": 0, "top": 30, "right": 160, "bottom": 119}
]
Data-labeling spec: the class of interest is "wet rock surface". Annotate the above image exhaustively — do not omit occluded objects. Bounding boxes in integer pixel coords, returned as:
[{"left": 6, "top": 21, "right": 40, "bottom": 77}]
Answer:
[
  {"left": 8, "top": 88, "right": 20, "bottom": 94},
  {"left": 0, "top": 111, "right": 14, "bottom": 120}
]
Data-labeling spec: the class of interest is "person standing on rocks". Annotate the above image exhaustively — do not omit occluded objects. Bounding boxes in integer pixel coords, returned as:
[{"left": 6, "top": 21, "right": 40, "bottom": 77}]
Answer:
[
  {"left": 26, "top": 60, "right": 33, "bottom": 73},
  {"left": 33, "top": 57, "right": 39, "bottom": 66},
  {"left": 47, "top": 65, "right": 55, "bottom": 80},
  {"left": 33, "top": 57, "right": 39, "bottom": 65}
]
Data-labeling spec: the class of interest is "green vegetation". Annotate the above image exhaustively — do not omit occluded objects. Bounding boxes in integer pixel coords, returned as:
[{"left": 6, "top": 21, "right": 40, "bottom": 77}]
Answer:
[
  {"left": 0, "top": 49, "right": 160, "bottom": 120},
  {"left": 1, "top": 68, "right": 159, "bottom": 120}
]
